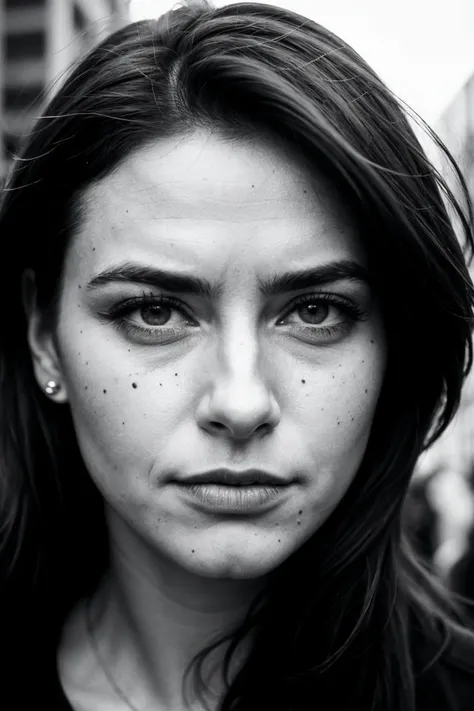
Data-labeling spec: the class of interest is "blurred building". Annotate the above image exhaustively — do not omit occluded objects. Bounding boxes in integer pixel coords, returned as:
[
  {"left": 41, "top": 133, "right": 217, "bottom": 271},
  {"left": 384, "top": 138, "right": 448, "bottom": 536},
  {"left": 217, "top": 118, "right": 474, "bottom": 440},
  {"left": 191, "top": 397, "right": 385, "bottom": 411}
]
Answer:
[
  {"left": 436, "top": 72, "right": 474, "bottom": 205},
  {"left": 0, "top": 0, "right": 130, "bottom": 178},
  {"left": 412, "top": 72, "right": 474, "bottom": 575},
  {"left": 425, "top": 71, "right": 474, "bottom": 480}
]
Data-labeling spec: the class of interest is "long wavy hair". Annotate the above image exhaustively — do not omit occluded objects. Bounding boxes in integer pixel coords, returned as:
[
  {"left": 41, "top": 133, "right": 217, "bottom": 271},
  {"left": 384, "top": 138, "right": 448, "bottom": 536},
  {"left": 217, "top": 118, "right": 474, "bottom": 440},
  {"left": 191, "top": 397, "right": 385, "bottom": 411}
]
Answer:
[{"left": 1, "top": 2, "right": 474, "bottom": 709}]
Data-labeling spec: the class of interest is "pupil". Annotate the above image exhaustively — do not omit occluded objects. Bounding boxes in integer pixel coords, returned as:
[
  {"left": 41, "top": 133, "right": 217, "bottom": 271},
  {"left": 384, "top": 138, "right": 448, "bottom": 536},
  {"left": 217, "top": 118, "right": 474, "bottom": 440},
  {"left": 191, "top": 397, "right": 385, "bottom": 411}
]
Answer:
[
  {"left": 303, "top": 304, "right": 328, "bottom": 324},
  {"left": 142, "top": 305, "right": 169, "bottom": 325}
]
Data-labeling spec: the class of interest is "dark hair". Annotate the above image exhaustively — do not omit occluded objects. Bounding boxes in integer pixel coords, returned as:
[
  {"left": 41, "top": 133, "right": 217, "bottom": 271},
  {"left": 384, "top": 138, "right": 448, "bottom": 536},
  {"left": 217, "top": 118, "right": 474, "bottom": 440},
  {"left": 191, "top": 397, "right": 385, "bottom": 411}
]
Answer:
[{"left": 1, "top": 1, "right": 474, "bottom": 709}]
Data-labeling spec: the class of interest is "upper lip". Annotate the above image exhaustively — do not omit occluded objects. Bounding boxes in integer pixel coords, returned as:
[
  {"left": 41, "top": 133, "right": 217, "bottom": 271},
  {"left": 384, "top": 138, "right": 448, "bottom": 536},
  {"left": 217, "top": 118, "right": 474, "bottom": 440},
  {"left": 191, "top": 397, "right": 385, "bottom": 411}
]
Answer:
[{"left": 177, "top": 469, "right": 290, "bottom": 487}]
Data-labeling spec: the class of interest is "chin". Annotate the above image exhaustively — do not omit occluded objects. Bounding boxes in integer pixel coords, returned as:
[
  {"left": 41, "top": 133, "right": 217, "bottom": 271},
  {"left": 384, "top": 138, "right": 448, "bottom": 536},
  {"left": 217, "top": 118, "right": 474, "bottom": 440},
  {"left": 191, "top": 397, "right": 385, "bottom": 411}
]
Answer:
[{"left": 184, "top": 547, "right": 290, "bottom": 580}]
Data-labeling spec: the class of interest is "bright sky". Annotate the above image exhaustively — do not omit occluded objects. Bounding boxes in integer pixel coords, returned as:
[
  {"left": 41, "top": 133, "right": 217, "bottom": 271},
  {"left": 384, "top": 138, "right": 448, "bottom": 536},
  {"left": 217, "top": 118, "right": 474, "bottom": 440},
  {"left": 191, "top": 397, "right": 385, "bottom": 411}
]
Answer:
[{"left": 129, "top": 0, "right": 474, "bottom": 127}]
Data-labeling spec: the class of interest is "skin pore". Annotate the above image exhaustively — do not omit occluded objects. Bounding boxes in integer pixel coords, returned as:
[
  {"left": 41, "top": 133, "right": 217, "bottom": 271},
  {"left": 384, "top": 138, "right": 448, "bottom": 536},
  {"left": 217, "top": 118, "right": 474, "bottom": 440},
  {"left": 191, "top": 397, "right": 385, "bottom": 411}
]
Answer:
[{"left": 23, "top": 129, "right": 386, "bottom": 710}]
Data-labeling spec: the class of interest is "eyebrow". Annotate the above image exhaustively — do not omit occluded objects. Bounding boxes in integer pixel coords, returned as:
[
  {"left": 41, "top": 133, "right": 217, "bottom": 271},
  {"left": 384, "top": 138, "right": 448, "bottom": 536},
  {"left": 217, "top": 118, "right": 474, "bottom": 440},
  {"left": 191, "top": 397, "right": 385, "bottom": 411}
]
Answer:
[{"left": 85, "top": 259, "right": 370, "bottom": 299}]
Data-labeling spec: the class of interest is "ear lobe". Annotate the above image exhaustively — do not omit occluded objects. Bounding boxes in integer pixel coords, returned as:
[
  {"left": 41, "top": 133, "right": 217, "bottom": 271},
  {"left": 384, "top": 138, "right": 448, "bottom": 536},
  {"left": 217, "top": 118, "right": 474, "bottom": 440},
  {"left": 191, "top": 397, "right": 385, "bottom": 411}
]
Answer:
[{"left": 21, "top": 269, "right": 69, "bottom": 404}]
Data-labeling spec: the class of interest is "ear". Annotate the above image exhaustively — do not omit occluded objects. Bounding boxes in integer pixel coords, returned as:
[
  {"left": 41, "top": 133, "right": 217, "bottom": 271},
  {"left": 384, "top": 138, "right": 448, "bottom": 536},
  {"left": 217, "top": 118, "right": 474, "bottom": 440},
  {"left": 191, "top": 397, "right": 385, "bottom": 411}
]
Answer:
[{"left": 21, "top": 268, "right": 69, "bottom": 404}]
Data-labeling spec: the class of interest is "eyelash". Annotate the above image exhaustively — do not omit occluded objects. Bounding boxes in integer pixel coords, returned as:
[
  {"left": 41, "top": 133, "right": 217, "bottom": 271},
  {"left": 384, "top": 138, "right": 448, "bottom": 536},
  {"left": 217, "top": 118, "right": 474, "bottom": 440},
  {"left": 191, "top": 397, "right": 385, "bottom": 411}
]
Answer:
[{"left": 103, "top": 290, "right": 367, "bottom": 343}]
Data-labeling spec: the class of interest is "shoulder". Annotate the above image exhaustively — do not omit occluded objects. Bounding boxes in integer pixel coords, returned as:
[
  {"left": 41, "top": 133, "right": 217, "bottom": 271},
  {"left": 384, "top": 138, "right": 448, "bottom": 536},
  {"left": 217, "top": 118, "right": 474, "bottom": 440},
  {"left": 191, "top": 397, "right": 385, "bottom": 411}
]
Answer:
[{"left": 414, "top": 623, "right": 474, "bottom": 711}]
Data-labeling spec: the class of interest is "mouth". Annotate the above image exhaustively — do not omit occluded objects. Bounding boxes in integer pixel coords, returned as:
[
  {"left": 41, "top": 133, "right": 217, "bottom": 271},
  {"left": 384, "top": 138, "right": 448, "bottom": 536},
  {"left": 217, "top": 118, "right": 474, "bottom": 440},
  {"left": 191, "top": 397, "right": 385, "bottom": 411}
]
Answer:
[{"left": 176, "top": 468, "right": 291, "bottom": 487}]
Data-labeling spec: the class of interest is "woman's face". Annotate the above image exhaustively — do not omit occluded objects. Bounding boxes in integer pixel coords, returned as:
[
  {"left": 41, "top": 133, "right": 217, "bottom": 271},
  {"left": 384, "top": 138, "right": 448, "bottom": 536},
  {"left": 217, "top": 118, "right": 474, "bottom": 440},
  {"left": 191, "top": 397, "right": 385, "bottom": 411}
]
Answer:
[{"left": 31, "top": 131, "right": 386, "bottom": 579}]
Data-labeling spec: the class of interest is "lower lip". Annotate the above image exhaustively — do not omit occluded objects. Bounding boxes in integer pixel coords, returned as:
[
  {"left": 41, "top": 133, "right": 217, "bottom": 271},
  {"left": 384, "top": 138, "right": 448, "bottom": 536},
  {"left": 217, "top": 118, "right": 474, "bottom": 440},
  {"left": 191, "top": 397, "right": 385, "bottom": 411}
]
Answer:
[{"left": 176, "top": 483, "right": 290, "bottom": 513}]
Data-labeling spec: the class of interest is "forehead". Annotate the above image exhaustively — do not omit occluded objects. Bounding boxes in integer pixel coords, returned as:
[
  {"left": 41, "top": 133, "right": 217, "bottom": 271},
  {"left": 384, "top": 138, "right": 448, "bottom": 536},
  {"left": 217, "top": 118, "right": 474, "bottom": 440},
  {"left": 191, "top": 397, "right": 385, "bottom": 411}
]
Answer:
[{"left": 67, "top": 131, "right": 366, "bottom": 282}]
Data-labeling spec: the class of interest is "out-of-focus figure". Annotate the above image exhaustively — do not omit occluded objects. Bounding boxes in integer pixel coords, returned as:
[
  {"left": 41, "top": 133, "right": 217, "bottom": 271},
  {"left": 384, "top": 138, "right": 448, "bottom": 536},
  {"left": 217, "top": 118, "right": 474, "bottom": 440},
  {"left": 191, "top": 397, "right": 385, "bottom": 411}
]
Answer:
[
  {"left": 449, "top": 464, "right": 474, "bottom": 623},
  {"left": 403, "top": 473, "right": 438, "bottom": 563}
]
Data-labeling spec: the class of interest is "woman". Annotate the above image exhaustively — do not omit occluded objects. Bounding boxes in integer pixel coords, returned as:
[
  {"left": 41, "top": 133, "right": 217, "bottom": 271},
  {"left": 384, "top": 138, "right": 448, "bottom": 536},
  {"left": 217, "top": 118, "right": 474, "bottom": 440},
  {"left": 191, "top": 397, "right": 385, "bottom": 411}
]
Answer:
[{"left": 1, "top": 1, "right": 473, "bottom": 709}]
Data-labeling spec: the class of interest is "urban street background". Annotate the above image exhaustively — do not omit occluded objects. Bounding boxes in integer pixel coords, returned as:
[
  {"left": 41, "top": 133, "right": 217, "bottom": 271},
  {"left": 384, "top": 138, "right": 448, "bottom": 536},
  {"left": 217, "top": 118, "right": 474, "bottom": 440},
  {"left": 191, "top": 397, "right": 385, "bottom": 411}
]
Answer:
[{"left": 1, "top": 0, "right": 474, "bottom": 607}]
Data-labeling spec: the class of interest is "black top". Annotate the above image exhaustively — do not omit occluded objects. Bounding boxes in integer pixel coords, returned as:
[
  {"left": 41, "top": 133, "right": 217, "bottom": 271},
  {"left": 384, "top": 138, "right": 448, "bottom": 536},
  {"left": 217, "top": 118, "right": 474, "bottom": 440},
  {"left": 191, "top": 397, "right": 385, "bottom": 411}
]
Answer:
[
  {"left": 413, "top": 625, "right": 474, "bottom": 711},
  {"left": 6, "top": 623, "right": 474, "bottom": 710}
]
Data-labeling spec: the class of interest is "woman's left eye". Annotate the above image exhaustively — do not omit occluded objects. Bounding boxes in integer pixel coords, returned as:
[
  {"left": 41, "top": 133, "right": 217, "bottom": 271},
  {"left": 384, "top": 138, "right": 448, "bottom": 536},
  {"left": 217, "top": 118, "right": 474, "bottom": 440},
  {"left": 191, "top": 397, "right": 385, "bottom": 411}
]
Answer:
[{"left": 277, "top": 294, "right": 363, "bottom": 327}]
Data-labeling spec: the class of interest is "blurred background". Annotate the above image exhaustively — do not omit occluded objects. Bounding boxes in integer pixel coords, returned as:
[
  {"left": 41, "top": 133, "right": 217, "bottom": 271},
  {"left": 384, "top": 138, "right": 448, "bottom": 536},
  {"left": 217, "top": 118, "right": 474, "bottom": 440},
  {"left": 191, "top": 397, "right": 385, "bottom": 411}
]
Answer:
[{"left": 0, "top": 0, "right": 473, "bottom": 609}]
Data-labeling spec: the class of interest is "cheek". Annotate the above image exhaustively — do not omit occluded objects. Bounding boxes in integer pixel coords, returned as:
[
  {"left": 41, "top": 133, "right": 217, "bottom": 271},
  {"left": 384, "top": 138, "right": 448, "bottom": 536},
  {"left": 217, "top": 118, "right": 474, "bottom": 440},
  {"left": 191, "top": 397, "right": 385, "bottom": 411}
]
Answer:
[
  {"left": 57, "top": 343, "right": 178, "bottom": 493},
  {"left": 298, "top": 353, "right": 384, "bottom": 500},
  {"left": 302, "top": 355, "right": 383, "bottom": 438}
]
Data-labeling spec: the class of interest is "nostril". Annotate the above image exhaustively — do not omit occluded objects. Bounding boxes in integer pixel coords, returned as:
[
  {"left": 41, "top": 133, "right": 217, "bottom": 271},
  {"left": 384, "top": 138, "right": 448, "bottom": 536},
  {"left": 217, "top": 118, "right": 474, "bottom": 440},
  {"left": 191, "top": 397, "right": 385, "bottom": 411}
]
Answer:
[{"left": 210, "top": 421, "right": 226, "bottom": 431}]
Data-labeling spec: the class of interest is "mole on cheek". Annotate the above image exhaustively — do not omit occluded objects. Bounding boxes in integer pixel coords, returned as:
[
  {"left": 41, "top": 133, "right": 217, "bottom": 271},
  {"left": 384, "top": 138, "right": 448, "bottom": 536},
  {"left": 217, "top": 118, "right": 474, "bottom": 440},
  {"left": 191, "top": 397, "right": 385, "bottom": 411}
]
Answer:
[{"left": 132, "top": 382, "right": 138, "bottom": 389}]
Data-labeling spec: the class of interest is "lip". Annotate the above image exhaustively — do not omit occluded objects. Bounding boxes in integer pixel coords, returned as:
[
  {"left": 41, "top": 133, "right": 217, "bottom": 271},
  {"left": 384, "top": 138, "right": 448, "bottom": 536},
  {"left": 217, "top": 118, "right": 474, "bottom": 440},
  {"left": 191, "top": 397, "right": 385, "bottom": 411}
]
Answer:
[
  {"left": 176, "top": 483, "right": 291, "bottom": 513},
  {"left": 176, "top": 468, "right": 291, "bottom": 487}
]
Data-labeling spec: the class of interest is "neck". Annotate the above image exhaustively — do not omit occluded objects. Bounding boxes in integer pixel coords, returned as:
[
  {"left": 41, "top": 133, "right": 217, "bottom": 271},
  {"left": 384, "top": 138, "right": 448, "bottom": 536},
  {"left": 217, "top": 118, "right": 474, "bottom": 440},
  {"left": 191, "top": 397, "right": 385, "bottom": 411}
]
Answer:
[{"left": 83, "top": 518, "right": 266, "bottom": 710}]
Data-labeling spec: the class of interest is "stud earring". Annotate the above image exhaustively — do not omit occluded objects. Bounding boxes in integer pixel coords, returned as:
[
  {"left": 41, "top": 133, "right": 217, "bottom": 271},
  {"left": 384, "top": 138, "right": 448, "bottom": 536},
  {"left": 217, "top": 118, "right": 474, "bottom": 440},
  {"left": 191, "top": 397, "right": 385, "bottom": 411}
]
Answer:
[{"left": 44, "top": 380, "right": 61, "bottom": 396}]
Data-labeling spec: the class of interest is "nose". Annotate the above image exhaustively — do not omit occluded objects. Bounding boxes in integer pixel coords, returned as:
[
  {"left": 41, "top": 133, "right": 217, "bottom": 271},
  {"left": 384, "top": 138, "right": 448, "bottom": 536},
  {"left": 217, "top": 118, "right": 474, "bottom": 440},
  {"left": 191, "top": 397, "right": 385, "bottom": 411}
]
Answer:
[{"left": 195, "top": 336, "right": 281, "bottom": 441}]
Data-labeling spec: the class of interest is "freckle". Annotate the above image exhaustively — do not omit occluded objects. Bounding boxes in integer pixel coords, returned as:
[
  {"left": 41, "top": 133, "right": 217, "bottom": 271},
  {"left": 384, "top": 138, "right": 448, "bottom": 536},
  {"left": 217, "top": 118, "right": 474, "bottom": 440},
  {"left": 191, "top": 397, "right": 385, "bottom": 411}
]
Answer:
[
  {"left": 160, "top": 383, "right": 162, "bottom": 386},
  {"left": 297, "top": 520, "right": 301, "bottom": 525},
  {"left": 365, "top": 389, "right": 368, "bottom": 394},
  {"left": 303, "top": 189, "right": 307, "bottom": 193},
  {"left": 351, "top": 417, "right": 354, "bottom": 421},
  {"left": 175, "top": 373, "right": 178, "bottom": 376},
  {"left": 370, "top": 340, "right": 374, "bottom": 344},
  {"left": 298, "top": 510, "right": 302, "bottom": 514},
  {"left": 132, "top": 382, "right": 138, "bottom": 388},
  {"left": 92, "top": 247, "right": 96, "bottom": 251},
  {"left": 84, "top": 386, "right": 88, "bottom": 390},
  {"left": 301, "top": 379, "right": 306, "bottom": 384},
  {"left": 103, "top": 389, "right": 107, "bottom": 394},
  {"left": 86, "top": 361, "right": 88, "bottom": 365},
  {"left": 192, "top": 549, "right": 195, "bottom": 553},
  {"left": 122, "top": 422, "right": 125, "bottom": 425},
  {"left": 278, "top": 539, "right": 281, "bottom": 543},
  {"left": 251, "top": 184, "right": 254, "bottom": 188}
]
